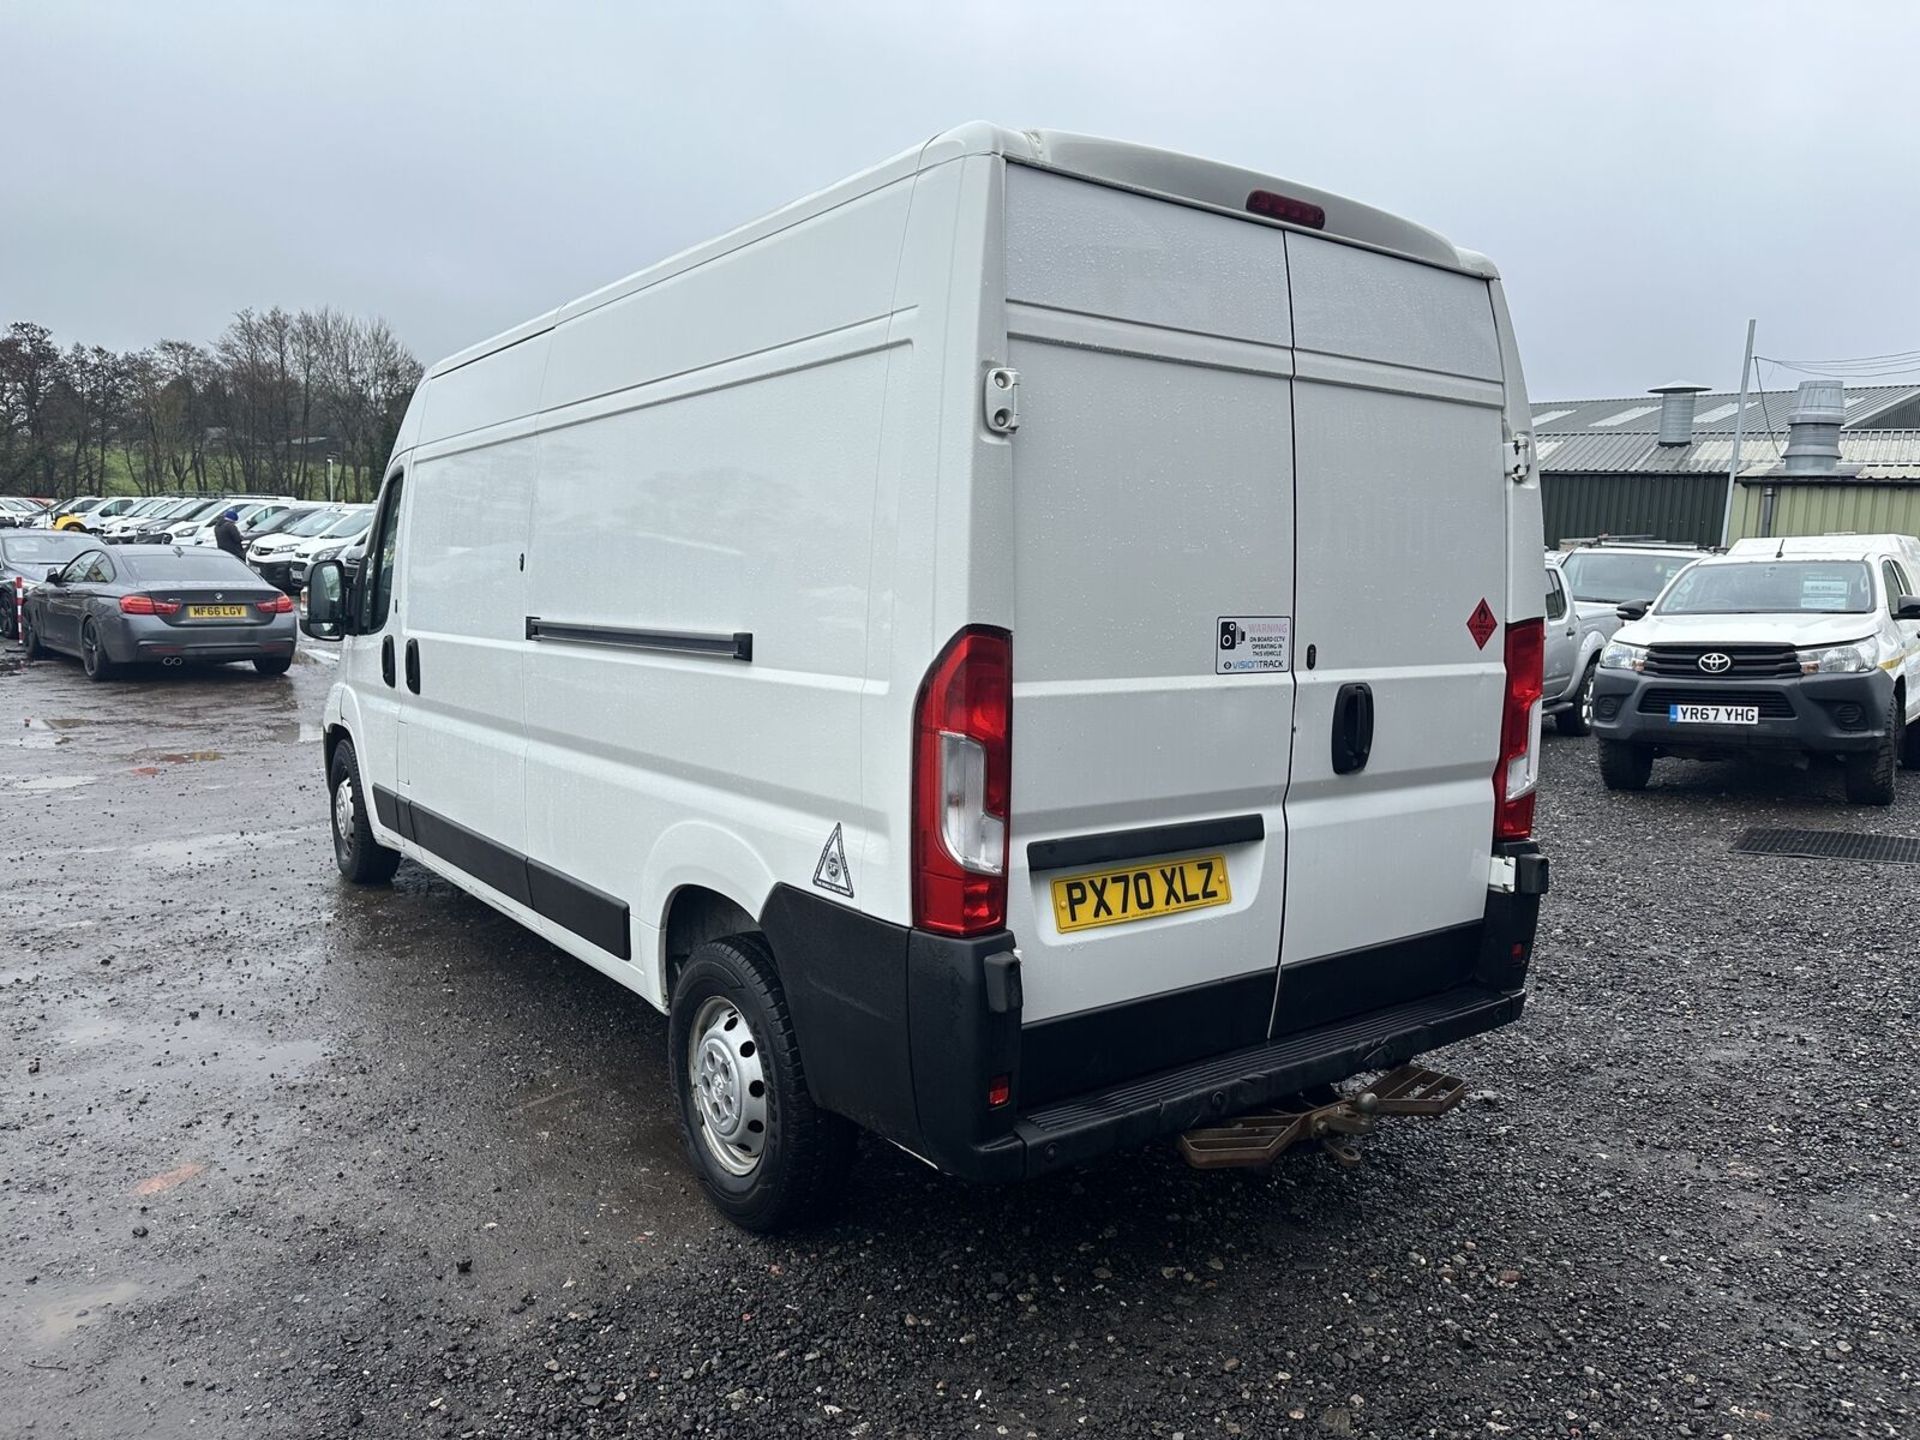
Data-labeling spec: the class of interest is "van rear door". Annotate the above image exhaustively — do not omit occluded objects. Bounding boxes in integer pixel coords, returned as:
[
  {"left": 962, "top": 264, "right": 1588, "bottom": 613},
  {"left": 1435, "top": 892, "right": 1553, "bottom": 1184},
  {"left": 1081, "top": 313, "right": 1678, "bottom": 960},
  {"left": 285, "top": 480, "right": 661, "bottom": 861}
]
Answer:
[
  {"left": 1001, "top": 167, "right": 1297, "bottom": 1103},
  {"left": 1276, "top": 234, "right": 1508, "bottom": 989}
]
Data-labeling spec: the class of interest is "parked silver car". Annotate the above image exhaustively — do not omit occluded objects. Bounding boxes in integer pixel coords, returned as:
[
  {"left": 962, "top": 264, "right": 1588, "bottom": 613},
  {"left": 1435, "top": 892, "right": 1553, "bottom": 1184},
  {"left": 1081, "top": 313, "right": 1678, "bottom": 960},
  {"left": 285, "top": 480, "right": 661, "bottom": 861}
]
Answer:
[
  {"left": 21, "top": 543, "right": 297, "bottom": 680},
  {"left": 1543, "top": 558, "right": 1611, "bottom": 735},
  {"left": 1555, "top": 538, "right": 1709, "bottom": 646}
]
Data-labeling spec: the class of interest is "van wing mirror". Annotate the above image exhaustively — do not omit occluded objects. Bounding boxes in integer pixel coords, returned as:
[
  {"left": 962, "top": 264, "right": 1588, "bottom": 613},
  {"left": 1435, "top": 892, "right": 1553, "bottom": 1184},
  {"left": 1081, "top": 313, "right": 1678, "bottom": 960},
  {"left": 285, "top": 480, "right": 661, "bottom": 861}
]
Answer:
[
  {"left": 1615, "top": 599, "right": 1651, "bottom": 621},
  {"left": 1897, "top": 595, "right": 1920, "bottom": 621},
  {"left": 301, "top": 559, "right": 350, "bottom": 641}
]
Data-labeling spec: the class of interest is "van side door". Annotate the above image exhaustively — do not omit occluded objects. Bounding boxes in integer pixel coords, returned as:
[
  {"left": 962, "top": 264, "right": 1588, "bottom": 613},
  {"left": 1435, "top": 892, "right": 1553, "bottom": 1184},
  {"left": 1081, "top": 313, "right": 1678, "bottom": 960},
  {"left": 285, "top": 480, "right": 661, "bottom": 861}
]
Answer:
[{"left": 344, "top": 469, "right": 410, "bottom": 832}]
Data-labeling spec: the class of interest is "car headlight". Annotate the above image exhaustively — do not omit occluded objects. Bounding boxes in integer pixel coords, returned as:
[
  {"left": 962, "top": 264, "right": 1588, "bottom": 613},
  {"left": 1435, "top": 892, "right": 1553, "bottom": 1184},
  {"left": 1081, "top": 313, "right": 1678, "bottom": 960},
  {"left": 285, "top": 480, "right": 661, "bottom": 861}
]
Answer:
[
  {"left": 310, "top": 546, "right": 342, "bottom": 563},
  {"left": 1600, "top": 641, "right": 1647, "bottom": 671},
  {"left": 1799, "top": 643, "right": 1875, "bottom": 675}
]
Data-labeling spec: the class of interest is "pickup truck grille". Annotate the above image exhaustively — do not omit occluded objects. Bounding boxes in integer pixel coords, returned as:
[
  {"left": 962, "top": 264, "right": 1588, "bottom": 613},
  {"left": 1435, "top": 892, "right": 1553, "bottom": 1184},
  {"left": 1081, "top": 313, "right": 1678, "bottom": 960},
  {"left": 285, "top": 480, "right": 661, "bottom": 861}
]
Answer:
[
  {"left": 1643, "top": 644, "right": 1801, "bottom": 678},
  {"left": 1637, "top": 687, "right": 1795, "bottom": 718}
]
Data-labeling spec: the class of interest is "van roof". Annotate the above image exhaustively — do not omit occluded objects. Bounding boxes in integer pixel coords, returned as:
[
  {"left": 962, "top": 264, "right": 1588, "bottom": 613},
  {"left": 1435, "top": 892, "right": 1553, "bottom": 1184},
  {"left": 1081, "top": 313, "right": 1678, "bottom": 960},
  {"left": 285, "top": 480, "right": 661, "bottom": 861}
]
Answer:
[{"left": 426, "top": 123, "right": 1485, "bottom": 382}]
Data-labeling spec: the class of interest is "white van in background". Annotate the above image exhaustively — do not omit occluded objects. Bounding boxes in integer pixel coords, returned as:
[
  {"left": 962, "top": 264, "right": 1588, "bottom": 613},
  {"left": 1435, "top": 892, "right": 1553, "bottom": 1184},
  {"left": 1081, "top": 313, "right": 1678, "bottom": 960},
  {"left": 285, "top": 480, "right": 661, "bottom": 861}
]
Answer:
[{"left": 302, "top": 124, "right": 1550, "bottom": 1231}]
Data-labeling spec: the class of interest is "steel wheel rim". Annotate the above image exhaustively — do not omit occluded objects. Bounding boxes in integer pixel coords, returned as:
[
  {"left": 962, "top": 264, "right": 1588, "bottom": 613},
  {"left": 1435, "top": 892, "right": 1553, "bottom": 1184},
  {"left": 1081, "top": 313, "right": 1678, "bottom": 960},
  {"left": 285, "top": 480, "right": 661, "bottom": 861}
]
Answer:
[
  {"left": 332, "top": 773, "right": 356, "bottom": 862},
  {"left": 687, "top": 995, "right": 768, "bottom": 1177}
]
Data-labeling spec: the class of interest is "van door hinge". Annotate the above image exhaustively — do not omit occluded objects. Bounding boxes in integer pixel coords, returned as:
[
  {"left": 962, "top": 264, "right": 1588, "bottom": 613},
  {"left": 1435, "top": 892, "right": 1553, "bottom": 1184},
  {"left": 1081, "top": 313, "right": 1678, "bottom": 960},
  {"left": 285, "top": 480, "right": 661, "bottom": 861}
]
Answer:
[
  {"left": 983, "top": 366, "right": 1021, "bottom": 435},
  {"left": 1507, "top": 431, "right": 1532, "bottom": 485}
]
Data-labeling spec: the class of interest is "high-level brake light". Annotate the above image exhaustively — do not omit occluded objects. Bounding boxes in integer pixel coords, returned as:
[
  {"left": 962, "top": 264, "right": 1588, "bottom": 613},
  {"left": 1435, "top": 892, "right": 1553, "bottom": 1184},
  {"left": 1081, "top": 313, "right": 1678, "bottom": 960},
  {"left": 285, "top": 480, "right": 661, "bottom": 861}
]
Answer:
[{"left": 1246, "top": 189, "right": 1327, "bottom": 230}]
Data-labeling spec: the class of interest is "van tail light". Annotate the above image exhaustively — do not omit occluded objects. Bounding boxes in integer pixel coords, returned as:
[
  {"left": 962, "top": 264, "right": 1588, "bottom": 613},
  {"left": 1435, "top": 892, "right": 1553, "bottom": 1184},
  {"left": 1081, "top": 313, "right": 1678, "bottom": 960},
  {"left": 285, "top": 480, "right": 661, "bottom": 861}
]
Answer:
[
  {"left": 119, "top": 594, "right": 180, "bottom": 616},
  {"left": 1494, "top": 618, "right": 1544, "bottom": 841},
  {"left": 256, "top": 593, "right": 293, "bottom": 614},
  {"left": 912, "top": 626, "right": 1012, "bottom": 936}
]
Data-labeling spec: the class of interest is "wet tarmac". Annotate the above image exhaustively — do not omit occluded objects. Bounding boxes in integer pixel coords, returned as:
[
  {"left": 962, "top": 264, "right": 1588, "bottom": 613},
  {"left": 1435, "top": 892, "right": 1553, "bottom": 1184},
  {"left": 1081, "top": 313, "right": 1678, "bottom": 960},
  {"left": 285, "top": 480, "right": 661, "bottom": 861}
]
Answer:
[{"left": 3, "top": 640, "right": 1916, "bottom": 1438}]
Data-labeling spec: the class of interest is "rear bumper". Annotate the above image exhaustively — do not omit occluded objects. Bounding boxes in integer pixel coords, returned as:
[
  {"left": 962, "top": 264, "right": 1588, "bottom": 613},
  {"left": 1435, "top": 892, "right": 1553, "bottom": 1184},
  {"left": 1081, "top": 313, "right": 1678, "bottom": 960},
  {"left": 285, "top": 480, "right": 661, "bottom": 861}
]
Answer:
[
  {"left": 1590, "top": 669, "right": 1893, "bottom": 755},
  {"left": 115, "top": 614, "right": 297, "bottom": 662},
  {"left": 760, "top": 843, "right": 1544, "bottom": 1184}
]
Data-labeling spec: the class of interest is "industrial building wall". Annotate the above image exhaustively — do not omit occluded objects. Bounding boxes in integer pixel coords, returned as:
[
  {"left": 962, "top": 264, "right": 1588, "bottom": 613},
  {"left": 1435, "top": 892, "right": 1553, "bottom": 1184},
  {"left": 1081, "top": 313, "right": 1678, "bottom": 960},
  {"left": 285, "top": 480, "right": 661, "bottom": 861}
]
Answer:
[
  {"left": 1540, "top": 471, "right": 1728, "bottom": 548},
  {"left": 1729, "top": 482, "right": 1920, "bottom": 542}
]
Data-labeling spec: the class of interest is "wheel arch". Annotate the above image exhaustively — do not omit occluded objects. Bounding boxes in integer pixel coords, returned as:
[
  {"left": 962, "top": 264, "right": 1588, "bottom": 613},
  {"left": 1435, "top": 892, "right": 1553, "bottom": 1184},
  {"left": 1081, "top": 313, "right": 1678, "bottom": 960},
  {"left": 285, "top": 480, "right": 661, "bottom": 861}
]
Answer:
[{"left": 643, "top": 820, "right": 779, "bottom": 1008}]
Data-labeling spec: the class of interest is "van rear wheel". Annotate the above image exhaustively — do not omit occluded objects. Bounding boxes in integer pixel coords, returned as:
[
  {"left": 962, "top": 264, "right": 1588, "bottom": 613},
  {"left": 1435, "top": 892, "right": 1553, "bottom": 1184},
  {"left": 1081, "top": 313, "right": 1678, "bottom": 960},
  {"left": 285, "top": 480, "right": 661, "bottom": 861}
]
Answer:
[
  {"left": 1597, "top": 739, "right": 1652, "bottom": 791},
  {"left": 328, "top": 739, "right": 402, "bottom": 883},
  {"left": 669, "top": 933, "right": 854, "bottom": 1233}
]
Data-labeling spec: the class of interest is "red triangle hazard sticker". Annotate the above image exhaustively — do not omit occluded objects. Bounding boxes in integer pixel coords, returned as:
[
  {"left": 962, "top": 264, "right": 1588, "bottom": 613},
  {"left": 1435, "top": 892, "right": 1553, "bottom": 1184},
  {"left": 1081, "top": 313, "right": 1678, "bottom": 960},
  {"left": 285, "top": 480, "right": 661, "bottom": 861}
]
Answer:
[{"left": 1467, "top": 599, "right": 1498, "bottom": 650}]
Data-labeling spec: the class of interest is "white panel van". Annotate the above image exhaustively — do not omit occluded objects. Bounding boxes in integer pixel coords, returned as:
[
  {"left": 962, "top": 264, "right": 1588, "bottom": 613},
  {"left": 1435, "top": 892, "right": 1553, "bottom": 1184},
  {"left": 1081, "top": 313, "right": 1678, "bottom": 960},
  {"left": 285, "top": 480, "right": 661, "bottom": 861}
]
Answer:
[{"left": 303, "top": 124, "right": 1551, "bottom": 1231}]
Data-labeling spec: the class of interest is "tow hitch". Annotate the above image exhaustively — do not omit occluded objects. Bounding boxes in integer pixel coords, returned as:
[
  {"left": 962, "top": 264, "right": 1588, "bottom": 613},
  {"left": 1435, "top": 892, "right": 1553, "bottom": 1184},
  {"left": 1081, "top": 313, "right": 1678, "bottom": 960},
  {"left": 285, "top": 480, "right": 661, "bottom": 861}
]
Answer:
[{"left": 1177, "top": 1064, "right": 1466, "bottom": 1170}]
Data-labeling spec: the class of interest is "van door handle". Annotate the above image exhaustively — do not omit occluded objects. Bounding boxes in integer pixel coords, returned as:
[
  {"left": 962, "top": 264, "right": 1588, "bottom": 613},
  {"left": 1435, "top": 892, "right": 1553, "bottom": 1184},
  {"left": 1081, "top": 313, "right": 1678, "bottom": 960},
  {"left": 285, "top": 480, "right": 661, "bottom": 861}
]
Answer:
[
  {"left": 404, "top": 637, "right": 420, "bottom": 694},
  {"left": 1331, "top": 681, "right": 1374, "bottom": 775},
  {"left": 380, "top": 634, "right": 395, "bottom": 687}
]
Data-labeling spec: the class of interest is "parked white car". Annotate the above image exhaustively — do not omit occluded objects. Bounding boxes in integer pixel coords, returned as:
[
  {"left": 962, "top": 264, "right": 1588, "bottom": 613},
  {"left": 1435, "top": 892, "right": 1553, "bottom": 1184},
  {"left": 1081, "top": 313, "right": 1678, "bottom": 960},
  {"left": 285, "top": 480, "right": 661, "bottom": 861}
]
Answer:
[
  {"left": 301, "top": 123, "right": 1550, "bottom": 1231},
  {"left": 174, "top": 499, "right": 301, "bottom": 546},
  {"left": 1591, "top": 538, "right": 1920, "bottom": 803},
  {"left": 249, "top": 506, "right": 369, "bottom": 591}
]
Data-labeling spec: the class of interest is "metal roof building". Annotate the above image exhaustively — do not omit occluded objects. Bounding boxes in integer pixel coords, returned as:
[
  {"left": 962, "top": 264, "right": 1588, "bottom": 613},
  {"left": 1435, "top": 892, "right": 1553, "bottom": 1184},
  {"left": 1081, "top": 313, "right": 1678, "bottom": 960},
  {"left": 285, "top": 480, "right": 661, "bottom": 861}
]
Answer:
[{"left": 1533, "top": 380, "right": 1920, "bottom": 545}]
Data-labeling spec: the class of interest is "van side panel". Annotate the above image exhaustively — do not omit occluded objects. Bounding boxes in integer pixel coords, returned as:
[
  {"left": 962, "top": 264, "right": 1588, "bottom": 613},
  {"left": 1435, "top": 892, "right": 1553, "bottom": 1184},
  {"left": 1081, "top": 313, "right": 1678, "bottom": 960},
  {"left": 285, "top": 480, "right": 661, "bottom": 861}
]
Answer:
[
  {"left": 1277, "top": 234, "right": 1507, "bottom": 970},
  {"left": 521, "top": 182, "right": 914, "bottom": 1005}
]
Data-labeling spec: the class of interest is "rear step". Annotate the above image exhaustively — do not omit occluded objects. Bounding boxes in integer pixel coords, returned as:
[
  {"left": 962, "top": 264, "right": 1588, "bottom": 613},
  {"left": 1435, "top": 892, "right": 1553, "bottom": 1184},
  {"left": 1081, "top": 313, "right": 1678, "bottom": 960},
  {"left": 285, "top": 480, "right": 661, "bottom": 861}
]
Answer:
[{"left": 1177, "top": 1064, "right": 1465, "bottom": 1170}]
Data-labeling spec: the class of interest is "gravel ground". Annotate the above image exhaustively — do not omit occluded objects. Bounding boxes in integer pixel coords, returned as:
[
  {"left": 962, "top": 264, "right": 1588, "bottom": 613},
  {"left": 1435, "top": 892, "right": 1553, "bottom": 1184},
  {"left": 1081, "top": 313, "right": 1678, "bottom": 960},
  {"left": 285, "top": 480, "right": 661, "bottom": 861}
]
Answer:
[{"left": 3, "top": 642, "right": 1917, "bottom": 1439}]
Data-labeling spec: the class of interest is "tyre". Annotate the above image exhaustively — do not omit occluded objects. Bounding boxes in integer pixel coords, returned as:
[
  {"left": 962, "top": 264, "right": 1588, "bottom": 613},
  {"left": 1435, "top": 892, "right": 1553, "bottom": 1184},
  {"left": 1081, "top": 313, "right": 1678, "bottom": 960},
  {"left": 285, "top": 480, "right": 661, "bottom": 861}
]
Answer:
[
  {"left": 254, "top": 656, "right": 292, "bottom": 676},
  {"left": 328, "top": 738, "right": 402, "bottom": 883},
  {"left": 669, "top": 933, "right": 855, "bottom": 1233},
  {"left": 1, "top": 601, "right": 14, "bottom": 642},
  {"left": 1597, "top": 738, "right": 1653, "bottom": 791},
  {"left": 1844, "top": 696, "right": 1899, "bottom": 805},
  {"left": 1899, "top": 693, "right": 1920, "bottom": 772},
  {"left": 80, "top": 620, "right": 115, "bottom": 682},
  {"left": 21, "top": 610, "right": 46, "bottom": 659},
  {"left": 1556, "top": 660, "right": 1597, "bottom": 737}
]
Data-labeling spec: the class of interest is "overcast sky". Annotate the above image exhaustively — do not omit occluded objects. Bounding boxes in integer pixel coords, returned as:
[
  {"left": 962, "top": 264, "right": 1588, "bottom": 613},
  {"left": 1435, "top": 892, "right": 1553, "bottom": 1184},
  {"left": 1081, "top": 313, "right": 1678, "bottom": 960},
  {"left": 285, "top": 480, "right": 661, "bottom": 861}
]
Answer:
[{"left": 7, "top": 1, "right": 1919, "bottom": 400}]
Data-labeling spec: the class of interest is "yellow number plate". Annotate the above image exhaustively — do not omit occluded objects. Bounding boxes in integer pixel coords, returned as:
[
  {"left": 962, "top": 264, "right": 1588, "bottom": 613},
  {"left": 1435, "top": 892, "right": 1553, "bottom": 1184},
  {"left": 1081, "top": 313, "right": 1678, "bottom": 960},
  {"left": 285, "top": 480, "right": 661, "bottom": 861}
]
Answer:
[
  {"left": 187, "top": 605, "right": 248, "bottom": 619},
  {"left": 1051, "top": 854, "right": 1232, "bottom": 934}
]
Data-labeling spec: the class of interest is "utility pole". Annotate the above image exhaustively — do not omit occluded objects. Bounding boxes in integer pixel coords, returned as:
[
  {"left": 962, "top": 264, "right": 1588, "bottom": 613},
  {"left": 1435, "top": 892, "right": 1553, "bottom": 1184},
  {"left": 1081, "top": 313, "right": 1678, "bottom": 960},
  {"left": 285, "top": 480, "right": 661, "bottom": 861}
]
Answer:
[
  {"left": 1719, "top": 318, "right": 1756, "bottom": 546},
  {"left": 326, "top": 453, "right": 337, "bottom": 504}
]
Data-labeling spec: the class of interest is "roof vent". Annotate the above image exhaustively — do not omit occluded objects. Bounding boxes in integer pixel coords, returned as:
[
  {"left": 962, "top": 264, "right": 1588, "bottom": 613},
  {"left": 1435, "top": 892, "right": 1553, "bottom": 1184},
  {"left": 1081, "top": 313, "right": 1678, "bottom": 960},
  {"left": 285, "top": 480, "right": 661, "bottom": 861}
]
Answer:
[
  {"left": 1783, "top": 379, "right": 1846, "bottom": 473},
  {"left": 1649, "top": 381, "right": 1711, "bottom": 446}
]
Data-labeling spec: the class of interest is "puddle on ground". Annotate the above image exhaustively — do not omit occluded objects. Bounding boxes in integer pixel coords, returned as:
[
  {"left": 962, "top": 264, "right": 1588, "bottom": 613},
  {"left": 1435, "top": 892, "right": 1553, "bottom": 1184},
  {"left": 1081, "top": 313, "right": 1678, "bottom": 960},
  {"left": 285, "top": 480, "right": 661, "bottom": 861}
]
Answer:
[
  {"left": 129, "top": 751, "right": 224, "bottom": 775},
  {"left": 18, "top": 718, "right": 90, "bottom": 747},
  {"left": 13, "top": 774, "right": 97, "bottom": 792},
  {"left": 27, "top": 1281, "right": 143, "bottom": 1344},
  {"left": 270, "top": 722, "right": 325, "bottom": 743},
  {"left": 141, "top": 825, "right": 323, "bottom": 867}
]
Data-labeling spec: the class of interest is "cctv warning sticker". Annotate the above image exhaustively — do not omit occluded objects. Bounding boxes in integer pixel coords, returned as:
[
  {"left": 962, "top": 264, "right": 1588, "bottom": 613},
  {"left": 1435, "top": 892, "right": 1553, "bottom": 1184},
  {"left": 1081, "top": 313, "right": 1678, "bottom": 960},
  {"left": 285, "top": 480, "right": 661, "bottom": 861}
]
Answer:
[
  {"left": 812, "top": 823, "right": 854, "bottom": 898},
  {"left": 1215, "top": 616, "right": 1291, "bottom": 674}
]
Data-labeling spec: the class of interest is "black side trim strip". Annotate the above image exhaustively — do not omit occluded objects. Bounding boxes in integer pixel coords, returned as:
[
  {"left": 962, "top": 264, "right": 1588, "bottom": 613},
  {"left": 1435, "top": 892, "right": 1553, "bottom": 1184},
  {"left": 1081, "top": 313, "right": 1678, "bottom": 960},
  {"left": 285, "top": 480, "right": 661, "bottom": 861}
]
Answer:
[
  {"left": 1026, "top": 814, "right": 1265, "bottom": 873},
  {"left": 368, "top": 784, "right": 631, "bottom": 960},
  {"left": 525, "top": 617, "right": 752, "bottom": 662},
  {"left": 527, "top": 859, "right": 629, "bottom": 959}
]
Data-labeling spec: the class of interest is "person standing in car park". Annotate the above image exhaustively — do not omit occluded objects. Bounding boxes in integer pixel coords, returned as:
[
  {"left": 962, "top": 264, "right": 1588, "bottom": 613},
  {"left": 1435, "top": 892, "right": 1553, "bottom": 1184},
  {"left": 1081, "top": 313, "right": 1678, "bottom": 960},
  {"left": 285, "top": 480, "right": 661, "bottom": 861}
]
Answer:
[{"left": 214, "top": 508, "right": 246, "bottom": 561}]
